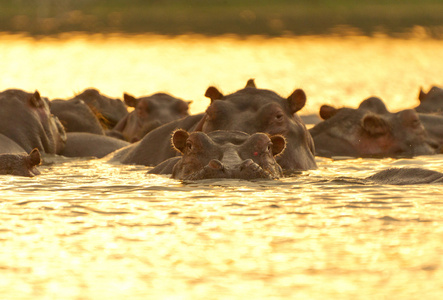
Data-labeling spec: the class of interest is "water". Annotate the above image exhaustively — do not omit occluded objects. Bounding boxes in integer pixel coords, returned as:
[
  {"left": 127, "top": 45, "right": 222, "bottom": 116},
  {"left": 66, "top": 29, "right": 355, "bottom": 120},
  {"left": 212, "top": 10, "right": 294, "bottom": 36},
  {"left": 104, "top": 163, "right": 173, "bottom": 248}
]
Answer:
[{"left": 1, "top": 34, "right": 443, "bottom": 299}]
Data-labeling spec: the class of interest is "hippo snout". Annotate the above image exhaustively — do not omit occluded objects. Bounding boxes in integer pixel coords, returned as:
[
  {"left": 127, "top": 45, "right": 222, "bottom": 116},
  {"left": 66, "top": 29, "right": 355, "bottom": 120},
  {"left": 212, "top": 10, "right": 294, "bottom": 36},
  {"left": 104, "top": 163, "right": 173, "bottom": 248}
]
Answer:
[{"left": 194, "top": 158, "right": 275, "bottom": 180}]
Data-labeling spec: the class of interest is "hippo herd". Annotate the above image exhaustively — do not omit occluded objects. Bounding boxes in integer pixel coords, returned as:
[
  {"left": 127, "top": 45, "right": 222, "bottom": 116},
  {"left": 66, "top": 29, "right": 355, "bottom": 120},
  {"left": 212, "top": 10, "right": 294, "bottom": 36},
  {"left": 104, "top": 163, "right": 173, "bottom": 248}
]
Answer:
[{"left": 1, "top": 81, "right": 443, "bottom": 184}]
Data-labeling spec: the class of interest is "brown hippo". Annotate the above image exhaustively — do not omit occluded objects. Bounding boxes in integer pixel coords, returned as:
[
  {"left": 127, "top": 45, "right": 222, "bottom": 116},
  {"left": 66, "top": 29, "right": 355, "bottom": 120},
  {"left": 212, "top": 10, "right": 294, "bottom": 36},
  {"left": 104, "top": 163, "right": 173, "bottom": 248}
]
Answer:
[
  {"left": 50, "top": 98, "right": 105, "bottom": 135},
  {"left": 367, "top": 167, "right": 443, "bottom": 185},
  {"left": 60, "top": 132, "right": 129, "bottom": 158},
  {"left": 107, "top": 80, "right": 317, "bottom": 173},
  {"left": 0, "top": 134, "right": 28, "bottom": 154},
  {"left": 111, "top": 92, "right": 191, "bottom": 142},
  {"left": 71, "top": 88, "right": 128, "bottom": 129},
  {"left": 0, "top": 148, "right": 41, "bottom": 177},
  {"left": 0, "top": 89, "right": 67, "bottom": 155},
  {"left": 148, "top": 130, "right": 286, "bottom": 180},
  {"left": 415, "top": 86, "right": 443, "bottom": 114},
  {"left": 309, "top": 97, "right": 438, "bottom": 158}
]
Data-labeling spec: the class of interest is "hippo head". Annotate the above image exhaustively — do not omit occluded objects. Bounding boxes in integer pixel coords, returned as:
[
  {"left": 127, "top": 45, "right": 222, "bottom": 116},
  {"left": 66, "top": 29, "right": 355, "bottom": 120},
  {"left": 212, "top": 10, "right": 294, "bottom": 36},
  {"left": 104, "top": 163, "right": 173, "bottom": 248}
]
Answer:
[
  {"left": 310, "top": 97, "right": 438, "bottom": 158},
  {"left": 170, "top": 129, "right": 286, "bottom": 180},
  {"left": 73, "top": 88, "right": 128, "bottom": 129},
  {"left": 0, "top": 148, "right": 41, "bottom": 177},
  {"left": 416, "top": 86, "right": 443, "bottom": 114},
  {"left": 193, "top": 81, "right": 316, "bottom": 172},
  {"left": 29, "top": 91, "right": 67, "bottom": 154},
  {"left": 120, "top": 93, "right": 191, "bottom": 142}
]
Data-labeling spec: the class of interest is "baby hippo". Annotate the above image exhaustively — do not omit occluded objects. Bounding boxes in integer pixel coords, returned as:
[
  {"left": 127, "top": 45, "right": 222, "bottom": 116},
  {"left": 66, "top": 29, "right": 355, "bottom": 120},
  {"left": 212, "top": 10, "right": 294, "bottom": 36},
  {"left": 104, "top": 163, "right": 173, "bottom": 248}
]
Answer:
[
  {"left": 149, "top": 130, "right": 286, "bottom": 180},
  {"left": 0, "top": 148, "right": 41, "bottom": 177}
]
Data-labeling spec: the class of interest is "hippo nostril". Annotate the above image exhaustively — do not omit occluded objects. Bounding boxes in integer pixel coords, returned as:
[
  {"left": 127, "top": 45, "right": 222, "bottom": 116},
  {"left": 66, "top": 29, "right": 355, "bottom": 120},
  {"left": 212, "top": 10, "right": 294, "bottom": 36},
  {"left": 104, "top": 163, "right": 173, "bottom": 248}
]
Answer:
[{"left": 208, "top": 159, "right": 224, "bottom": 170}]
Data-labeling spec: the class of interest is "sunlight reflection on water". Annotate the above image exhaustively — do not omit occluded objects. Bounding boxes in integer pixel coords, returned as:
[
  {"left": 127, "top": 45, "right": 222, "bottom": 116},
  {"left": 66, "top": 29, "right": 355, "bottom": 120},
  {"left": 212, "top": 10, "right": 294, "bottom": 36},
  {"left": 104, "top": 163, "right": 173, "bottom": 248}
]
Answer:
[
  {"left": 1, "top": 33, "right": 443, "bottom": 114},
  {"left": 1, "top": 34, "right": 443, "bottom": 299}
]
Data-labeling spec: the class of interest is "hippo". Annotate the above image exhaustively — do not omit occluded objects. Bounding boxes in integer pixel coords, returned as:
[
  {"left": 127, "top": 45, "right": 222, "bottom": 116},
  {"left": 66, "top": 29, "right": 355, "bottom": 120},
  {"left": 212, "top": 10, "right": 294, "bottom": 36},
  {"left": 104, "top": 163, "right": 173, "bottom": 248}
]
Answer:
[
  {"left": 71, "top": 88, "right": 128, "bottom": 129},
  {"left": 107, "top": 80, "right": 317, "bottom": 173},
  {"left": 148, "top": 130, "right": 286, "bottom": 180},
  {"left": 0, "top": 89, "right": 67, "bottom": 155},
  {"left": 309, "top": 97, "right": 438, "bottom": 158},
  {"left": 415, "top": 86, "right": 443, "bottom": 114},
  {"left": 60, "top": 132, "right": 129, "bottom": 158},
  {"left": 0, "top": 148, "right": 41, "bottom": 177},
  {"left": 0, "top": 134, "right": 28, "bottom": 154},
  {"left": 366, "top": 167, "right": 443, "bottom": 185},
  {"left": 111, "top": 92, "right": 191, "bottom": 142},
  {"left": 416, "top": 113, "right": 443, "bottom": 152},
  {"left": 50, "top": 98, "right": 105, "bottom": 135}
]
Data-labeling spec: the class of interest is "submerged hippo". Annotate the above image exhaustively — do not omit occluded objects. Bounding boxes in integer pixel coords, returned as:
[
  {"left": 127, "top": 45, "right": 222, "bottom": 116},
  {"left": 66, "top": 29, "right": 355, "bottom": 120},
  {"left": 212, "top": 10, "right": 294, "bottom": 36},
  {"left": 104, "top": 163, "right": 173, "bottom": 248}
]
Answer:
[
  {"left": 415, "top": 86, "right": 443, "bottom": 114},
  {"left": 148, "top": 130, "right": 286, "bottom": 180},
  {"left": 0, "top": 148, "right": 41, "bottom": 177},
  {"left": 108, "top": 79, "right": 317, "bottom": 173},
  {"left": 310, "top": 97, "right": 438, "bottom": 158},
  {"left": 0, "top": 89, "right": 67, "bottom": 155},
  {"left": 367, "top": 167, "right": 443, "bottom": 185},
  {"left": 111, "top": 92, "right": 191, "bottom": 142},
  {"left": 72, "top": 88, "right": 128, "bottom": 129},
  {"left": 50, "top": 98, "right": 105, "bottom": 135},
  {"left": 60, "top": 132, "right": 130, "bottom": 158}
]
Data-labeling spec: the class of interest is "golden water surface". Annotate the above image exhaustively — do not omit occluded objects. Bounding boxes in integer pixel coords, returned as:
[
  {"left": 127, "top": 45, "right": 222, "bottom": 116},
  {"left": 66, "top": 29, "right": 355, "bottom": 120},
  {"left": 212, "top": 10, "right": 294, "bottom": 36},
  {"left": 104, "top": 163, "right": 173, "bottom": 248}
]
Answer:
[{"left": 1, "top": 33, "right": 443, "bottom": 299}]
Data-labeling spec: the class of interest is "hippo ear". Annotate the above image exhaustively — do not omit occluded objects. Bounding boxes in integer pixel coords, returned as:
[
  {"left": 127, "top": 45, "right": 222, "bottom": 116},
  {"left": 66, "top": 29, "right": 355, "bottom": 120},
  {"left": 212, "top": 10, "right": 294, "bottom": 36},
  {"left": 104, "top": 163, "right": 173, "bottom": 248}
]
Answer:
[
  {"left": 175, "top": 100, "right": 191, "bottom": 115},
  {"left": 361, "top": 114, "right": 390, "bottom": 136},
  {"left": 287, "top": 89, "right": 306, "bottom": 114},
  {"left": 205, "top": 86, "right": 224, "bottom": 103},
  {"left": 319, "top": 105, "right": 338, "bottom": 120},
  {"left": 123, "top": 93, "right": 138, "bottom": 107},
  {"left": 172, "top": 129, "right": 190, "bottom": 154},
  {"left": 270, "top": 135, "right": 286, "bottom": 156},
  {"left": 418, "top": 88, "right": 427, "bottom": 102},
  {"left": 245, "top": 78, "right": 256, "bottom": 88},
  {"left": 28, "top": 148, "right": 41, "bottom": 166},
  {"left": 29, "top": 91, "right": 43, "bottom": 108}
]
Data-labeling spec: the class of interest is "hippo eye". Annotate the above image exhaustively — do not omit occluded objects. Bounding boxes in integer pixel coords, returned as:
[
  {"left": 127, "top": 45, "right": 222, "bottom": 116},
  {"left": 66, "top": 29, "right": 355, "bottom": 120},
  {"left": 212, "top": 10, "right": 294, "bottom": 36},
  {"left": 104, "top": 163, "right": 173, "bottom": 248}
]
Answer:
[
  {"left": 274, "top": 113, "right": 284, "bottom": 122},
  {"left": 267, "top": 143, "right": 272, "bottom": 152}
]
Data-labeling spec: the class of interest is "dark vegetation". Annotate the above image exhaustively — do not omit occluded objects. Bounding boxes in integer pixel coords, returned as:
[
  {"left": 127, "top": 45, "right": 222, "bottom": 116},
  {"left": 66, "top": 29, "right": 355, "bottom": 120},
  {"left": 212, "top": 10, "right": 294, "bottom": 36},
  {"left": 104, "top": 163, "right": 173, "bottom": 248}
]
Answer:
[{"left": 1, "top": 0, "right": 443, "bottom": 37}]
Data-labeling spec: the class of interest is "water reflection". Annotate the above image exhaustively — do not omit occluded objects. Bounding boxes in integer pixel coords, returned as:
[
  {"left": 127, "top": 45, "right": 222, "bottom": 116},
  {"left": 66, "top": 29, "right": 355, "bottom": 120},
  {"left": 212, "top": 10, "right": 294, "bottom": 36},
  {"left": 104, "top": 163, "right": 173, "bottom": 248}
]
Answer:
[{"left": 2, "top": 33, "right": 443, "bottom": 115}]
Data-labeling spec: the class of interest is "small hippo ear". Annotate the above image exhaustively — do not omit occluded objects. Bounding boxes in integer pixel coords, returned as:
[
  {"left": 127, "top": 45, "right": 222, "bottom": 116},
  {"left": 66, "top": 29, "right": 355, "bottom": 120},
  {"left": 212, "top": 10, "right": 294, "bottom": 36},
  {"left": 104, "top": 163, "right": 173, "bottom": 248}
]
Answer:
[
  {"left": 29, "top": 91, "right": 43, "bottom": 108},
  {"left": 205, "top": 86, "right": 224, "bottom": 103},
  {"left": 418, "top": 88, "right": 427, "bottom": 102},
  {"left": 270, "top": 135, "right": 286, "bottom": 156},
  {"left": 245, "top": 78, "right": 256, "bottom": 88},
  {"left": 176, "top": 100, "right": 191, "bottom": 115},
  {"left": 287, "top": 89, "right": 306, "bottom": 114},
  {"left": 361, "top": 114, "right": 390, "bottom": 136},
  {"left": 123, "top": 93, "right": 138, "bottom": 107},
  {"left": 319, "top": 105, "right": 338, "bottom": 120},
  {"left": 28, "top": 148, "right": 41, "bottom": 166},
  {"left": 172, "top": 129, "right": 190, "bottom": 154}
]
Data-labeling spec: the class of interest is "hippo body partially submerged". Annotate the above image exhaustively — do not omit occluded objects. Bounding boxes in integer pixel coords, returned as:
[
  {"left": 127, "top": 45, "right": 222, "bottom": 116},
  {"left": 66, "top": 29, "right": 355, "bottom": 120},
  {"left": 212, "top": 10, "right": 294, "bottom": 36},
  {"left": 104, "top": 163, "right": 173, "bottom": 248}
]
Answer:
[
  {"left": 415, "top": 86, "right": 443, "bottom": 114},
  {"left": 111, "top": 92, "right": 191, "bottom": 142},
  {"left": 310, "top": 97, "right": 438, "bottom": 158},
  {"left": 0, "top": 89, "right": 67, "bottom": 155},
  {"left": 72, "top": 88, "right": 128, "bottom": 129},
  {"left": 0, "top": 149, "right": 41, "bottom": 177},
  {"left": 149, "top": 130, "right": 286, "bottom": 180},
  {"left": 109, "top": 81, "right": 317, "bottom": 173},
  {"left": 50, "top": 98, "right": 105, "bottom": 135},
  {"left": 367, "top": 167, "right": 443, "bottom": 185}
]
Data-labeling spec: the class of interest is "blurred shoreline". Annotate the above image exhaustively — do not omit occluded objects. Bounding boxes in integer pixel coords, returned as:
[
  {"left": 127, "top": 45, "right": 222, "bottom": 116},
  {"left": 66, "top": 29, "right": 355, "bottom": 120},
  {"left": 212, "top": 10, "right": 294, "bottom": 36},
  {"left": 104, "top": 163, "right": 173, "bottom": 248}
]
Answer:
[{"left": 1, "top": 0, "right": 443, "bottom": 39}]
